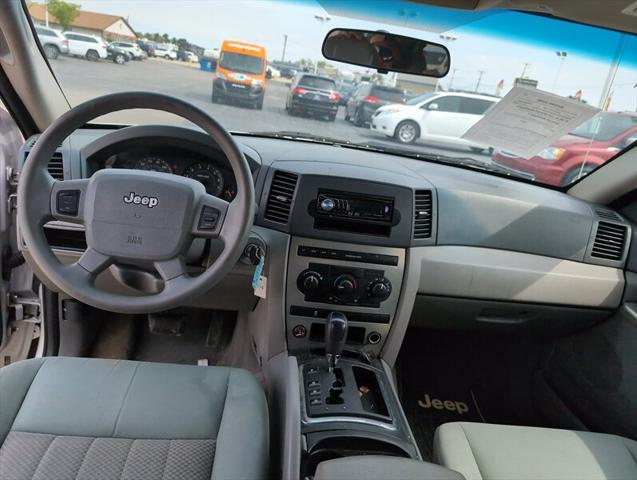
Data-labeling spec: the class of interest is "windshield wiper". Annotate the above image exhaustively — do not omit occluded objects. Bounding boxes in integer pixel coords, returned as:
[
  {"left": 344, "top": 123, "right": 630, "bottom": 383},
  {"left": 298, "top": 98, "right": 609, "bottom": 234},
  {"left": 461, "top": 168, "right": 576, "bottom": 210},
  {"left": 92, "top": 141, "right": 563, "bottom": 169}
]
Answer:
[{"left": 244, "top": 131, "right": 508, "bottom": 175}]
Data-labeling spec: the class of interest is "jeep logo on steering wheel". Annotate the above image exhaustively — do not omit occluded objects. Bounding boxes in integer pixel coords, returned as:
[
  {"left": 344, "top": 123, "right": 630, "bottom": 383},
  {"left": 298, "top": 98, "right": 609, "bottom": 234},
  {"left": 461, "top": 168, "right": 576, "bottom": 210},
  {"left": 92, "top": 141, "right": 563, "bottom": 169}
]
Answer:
[{"left": 123, "top": 192, "right": 159, "bottom": 208}]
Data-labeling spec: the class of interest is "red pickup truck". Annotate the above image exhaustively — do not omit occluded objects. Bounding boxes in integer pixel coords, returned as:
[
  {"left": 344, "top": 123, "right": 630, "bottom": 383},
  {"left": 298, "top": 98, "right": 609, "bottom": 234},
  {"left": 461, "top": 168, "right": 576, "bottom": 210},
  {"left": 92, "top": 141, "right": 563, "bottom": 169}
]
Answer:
[{"left": 492, "top": 111, "right": 637, "bottom": 186}]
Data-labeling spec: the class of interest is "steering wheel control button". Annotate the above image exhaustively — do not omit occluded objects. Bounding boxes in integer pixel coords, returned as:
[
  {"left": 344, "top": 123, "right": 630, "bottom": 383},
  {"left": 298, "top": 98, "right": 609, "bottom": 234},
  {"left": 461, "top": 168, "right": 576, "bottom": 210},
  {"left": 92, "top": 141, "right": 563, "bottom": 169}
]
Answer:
[
  {"left": 56, "top": 190, "right": 80, "bottom": 216},
  {"left": 292, "top": 324, "right": 307, "bottom": 338},
  {"left": 198, "top": 206, "right": 220, "bottom": 231}
]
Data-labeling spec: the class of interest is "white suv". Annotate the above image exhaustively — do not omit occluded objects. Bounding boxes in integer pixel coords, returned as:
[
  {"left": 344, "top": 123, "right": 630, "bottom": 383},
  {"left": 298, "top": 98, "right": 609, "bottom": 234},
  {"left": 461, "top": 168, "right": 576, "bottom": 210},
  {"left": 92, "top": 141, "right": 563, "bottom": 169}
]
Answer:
[
  {"left": 34, "top": 26, "right": 69, "bottom": 59},
  {"left": 62, "top": 32, "right": 108, "bottom": 61},
  {"left": 371, "top": 91, "right": 499, "bottom": 152},
  {"left": 154, "top": 45, "right": 177, "bottom": 60},
  {"left": 110, "top": 41, "right": 144, "bottom": 60}
]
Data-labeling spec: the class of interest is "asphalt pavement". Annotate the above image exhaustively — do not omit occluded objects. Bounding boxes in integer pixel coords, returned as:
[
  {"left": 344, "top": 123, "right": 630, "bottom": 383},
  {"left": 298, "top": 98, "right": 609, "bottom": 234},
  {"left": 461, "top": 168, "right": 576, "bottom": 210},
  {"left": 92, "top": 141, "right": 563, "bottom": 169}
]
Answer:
[{"left": 48, "top": 56, "right": 491, "bottom": 164}]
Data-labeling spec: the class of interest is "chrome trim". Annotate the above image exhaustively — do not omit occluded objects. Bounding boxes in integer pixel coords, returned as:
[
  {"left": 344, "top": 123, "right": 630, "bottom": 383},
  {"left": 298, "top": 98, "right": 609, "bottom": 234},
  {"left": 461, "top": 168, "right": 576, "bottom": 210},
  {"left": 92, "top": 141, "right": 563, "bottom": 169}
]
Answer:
[{"left": 298, "top": 361, "right": 398, "bottom": 432}]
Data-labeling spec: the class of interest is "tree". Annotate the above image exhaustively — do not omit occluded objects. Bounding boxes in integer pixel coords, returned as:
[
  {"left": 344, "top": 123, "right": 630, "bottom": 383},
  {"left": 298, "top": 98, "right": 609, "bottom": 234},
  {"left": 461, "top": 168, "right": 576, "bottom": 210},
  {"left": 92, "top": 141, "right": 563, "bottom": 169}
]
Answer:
[{"left": 46, "top": 0, "right": 80, "bottom": 32}]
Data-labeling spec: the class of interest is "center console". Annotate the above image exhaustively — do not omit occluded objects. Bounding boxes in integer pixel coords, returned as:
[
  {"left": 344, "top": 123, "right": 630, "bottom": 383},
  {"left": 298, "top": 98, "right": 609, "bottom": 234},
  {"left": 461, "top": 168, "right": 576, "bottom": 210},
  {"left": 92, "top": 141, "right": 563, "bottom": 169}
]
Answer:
[{"left": 286, "top": 237, "right": 405, "bottom": 355}]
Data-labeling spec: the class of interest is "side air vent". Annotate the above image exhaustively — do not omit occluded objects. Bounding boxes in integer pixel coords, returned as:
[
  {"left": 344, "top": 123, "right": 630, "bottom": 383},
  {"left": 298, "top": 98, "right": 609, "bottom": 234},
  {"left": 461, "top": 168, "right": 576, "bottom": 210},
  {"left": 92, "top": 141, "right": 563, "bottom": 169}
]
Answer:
[
  {"left": 595, "top": 208, "right": 621, "bottom": 221},
  {"left": 264, "top": 171, "right": 298, "bottom": 224},
  {"left": 591, "top": 221, "right": 628, "bottom": 261},
  {"left": 413, "top": 190, "right": 433, "bottom": 239},
  {"left": 47, "top": 152, "right": 64, "bottom": 180},
  {"left": 24, "top": 151, "right": 65, "bottom": 180}
]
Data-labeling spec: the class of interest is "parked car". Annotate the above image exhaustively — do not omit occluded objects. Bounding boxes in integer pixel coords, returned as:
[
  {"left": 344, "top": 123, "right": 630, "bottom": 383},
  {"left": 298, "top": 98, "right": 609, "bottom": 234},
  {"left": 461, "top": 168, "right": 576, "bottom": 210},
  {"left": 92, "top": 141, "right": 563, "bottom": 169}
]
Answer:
[
  {"left": 106, "top": 44, "right": 131, "bottom": 65},
  {"left": 266, "top": 65, "right": 281, "bottom": 79},
  {"left": 336, "top": 80, "right": 357, "bottom": 106},
  {"left": 34, "top": 26, "right": 68, "bottom": 59},
  {"left": 110, "top": 41, "right": 144, "bottom": 60},
  {"left": 370, "top": 91, "right": 498, "bottom": 150},
  {"left": 154, "top": 45, "right": 177, "bottom": 60},
  {"left": 492, "top": 111, "right": 637, "bottom": 186},
  {"left": 285, "top": 73, "right": 340, "bottom": 121},
  {"left": 137, "top": 39, "right": 156, "bottom": 57},
  {"left": 184, "top": 51, "right": 199, "bottom": 63},
  {"left": 62, "top": 31, "right": 107, "bottom": 61},
  {"left": 345, "top": 83, "right": 407, "bottom": 126},
  {"left": 279, "top": 67, "right": 298, "bottom": 78}
]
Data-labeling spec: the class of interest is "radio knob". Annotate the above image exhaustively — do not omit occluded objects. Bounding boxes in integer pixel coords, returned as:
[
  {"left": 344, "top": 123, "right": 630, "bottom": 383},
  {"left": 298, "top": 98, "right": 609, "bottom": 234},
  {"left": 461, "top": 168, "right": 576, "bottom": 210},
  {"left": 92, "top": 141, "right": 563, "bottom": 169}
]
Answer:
[
  {"left": 368, "top": 278, "right": 392, "bottom": 300},
  {"left": 320, "top": 197, "right": 336, "bottom": 212},
  {"left": 333, "top": 274, "right": 356, "bottom": 296},
  {"left": 298, "top": 270, "right": 322, "bottom": 293}
]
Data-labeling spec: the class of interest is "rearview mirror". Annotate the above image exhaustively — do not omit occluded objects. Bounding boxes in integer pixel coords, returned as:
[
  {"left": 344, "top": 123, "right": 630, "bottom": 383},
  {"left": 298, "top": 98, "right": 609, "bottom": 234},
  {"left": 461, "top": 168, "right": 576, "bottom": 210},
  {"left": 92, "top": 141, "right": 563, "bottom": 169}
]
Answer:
[
  {"left": 322, "top": 28, "right": 450, "bottom": 78},
  {"left": 427, "top": 102, "right": 439, "bottom": 110}
]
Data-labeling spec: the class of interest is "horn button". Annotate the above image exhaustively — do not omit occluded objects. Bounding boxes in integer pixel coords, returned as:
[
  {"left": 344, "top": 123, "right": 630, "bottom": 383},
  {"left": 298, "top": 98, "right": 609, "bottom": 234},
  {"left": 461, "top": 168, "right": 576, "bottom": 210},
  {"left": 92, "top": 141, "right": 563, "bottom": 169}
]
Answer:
[{"left": 83, "top": 170, "right": 199, "bottom": 261}]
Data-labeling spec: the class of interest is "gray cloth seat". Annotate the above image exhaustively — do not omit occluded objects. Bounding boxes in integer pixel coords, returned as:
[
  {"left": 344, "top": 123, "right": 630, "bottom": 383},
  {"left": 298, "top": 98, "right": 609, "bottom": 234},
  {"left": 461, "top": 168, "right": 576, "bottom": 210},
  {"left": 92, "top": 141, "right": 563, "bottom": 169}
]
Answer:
[
  {"left": 434, "top": 422, "right": 637, "bottom": 480},
  {"left": 0, "top": 357, "right": 269, "bottom": 480}
]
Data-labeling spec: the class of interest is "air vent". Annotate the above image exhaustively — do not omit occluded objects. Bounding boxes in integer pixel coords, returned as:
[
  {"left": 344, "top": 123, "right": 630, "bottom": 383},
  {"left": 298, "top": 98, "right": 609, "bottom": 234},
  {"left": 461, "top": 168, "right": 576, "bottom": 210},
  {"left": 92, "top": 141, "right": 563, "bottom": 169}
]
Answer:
[
  {"left": 264, "top": 171, "right": 298, "bottom": 224},
  {"left": 591, "top": 221, "right": 627, "bottom": 261},
  {"left": 595, "top": 208, "right": 621, "bottom": 221},
  {"left": 47, "top": 152, "right": 64, "bottom": 180},
  {"left": 413, "top": 190, "right": 433, "bottom": 239},
  {"left": 24, "top": 151, "right": 65, "bottom": 180}
]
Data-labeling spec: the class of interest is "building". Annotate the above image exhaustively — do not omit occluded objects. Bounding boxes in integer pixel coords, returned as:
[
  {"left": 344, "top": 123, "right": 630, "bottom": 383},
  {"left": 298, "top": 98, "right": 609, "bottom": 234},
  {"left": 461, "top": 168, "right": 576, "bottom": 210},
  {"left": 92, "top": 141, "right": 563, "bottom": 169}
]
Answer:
[
  {"left": 396, "top": 73, "right": 439, "bottom": 96},
  {"left": 28, "top": 3, "right": 137, "bottom": 42}
]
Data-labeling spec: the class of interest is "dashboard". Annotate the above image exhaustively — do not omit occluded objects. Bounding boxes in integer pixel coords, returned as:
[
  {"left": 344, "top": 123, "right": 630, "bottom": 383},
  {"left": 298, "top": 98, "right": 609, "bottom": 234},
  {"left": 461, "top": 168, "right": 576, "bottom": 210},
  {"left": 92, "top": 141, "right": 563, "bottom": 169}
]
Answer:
[{"left": 16, "top": 125, "right": 634, "bottom": 358}]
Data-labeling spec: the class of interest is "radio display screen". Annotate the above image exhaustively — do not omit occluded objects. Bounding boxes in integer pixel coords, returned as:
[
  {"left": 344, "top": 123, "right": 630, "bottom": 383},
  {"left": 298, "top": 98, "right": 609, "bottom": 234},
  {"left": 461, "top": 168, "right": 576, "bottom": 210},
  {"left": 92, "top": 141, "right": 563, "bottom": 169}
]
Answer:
[{"left": 316, "top": 190, "right": 395, "bottom": 223}]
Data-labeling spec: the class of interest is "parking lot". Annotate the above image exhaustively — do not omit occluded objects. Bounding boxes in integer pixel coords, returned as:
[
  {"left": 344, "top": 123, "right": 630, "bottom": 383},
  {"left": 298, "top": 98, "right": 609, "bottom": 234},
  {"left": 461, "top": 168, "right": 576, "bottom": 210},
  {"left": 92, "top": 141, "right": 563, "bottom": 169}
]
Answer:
[{"left": 49, "top": 56, "right": 492, "bottom": 164}]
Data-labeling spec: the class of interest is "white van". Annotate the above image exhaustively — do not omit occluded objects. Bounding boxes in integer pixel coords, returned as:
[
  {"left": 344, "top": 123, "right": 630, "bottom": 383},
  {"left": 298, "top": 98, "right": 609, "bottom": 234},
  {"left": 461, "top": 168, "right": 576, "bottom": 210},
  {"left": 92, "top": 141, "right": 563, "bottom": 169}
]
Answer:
[
  {"left": 62, "top": 31, "right": 107, "bottom": 61},
  {"left": 371, "top": 91, "right": 498, "bottom": 152}
]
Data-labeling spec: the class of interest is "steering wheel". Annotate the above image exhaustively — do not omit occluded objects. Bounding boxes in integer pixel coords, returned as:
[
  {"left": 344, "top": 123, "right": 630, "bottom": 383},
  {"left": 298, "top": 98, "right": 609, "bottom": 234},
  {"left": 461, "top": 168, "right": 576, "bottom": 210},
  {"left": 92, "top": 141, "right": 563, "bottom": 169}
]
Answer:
[{"left": 18, "top": 92, "right": 255, "bottom": 314}]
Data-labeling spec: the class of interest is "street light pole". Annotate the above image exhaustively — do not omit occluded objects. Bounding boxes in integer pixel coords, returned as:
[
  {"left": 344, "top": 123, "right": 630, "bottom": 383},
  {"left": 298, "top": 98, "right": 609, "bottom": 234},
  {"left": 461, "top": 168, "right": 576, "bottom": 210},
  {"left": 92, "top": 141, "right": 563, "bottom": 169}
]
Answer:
[
  {"left": 438, "top": 34, "right": 458, "bottom": 91},
  {"left": 520, "top": 62, "right": 530, "bottom": 79},
  {"left": 475, "top": 70, "right": 485, "bottom": 93},
  {"left": 553, "top": 51, "right": 567, "bottom": 90},
  {"left": 281, "top": 34, "right": 288, "bottom": 62},
  {"left": 313, "top": 14, "right": 331, "bottom": 74},
  {"left": 448, "top": 68, "right": 457, "bottom": 91}
]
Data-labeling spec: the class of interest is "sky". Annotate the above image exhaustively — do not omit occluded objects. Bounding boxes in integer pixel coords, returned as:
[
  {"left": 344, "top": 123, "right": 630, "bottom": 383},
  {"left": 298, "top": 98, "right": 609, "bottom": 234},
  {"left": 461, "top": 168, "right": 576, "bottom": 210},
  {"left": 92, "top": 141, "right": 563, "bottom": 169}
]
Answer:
[{"left": 60, "top": 0, "right": 637, "bottom": 110}]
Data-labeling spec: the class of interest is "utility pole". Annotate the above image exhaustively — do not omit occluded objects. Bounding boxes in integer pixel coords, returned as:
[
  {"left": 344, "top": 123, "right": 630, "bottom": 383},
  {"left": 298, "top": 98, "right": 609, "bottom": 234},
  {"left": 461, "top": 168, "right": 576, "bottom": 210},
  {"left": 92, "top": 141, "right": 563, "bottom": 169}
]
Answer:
[
  {"left": 448, "top": 68, "right": 457, "bottom": 91},
  {"left": 553, "top": 51, "right": 567, "bottom": 89},
  {"left": 281, "top": 34, "right": 288, "bottom": 62},
  {"left": 475, "top": 70, "right": 485, "bottom": 93}
]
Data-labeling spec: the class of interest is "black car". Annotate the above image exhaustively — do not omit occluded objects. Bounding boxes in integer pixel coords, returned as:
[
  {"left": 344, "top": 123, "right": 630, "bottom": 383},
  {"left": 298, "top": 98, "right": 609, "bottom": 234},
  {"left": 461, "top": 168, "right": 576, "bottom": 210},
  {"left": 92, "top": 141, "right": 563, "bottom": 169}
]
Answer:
[
  {"left": 285, "top": 74, "right": 340, "bottom": 121},
  {"left": 345, "top": 83, "right": 407, "bottom": 126},
  {"left": 106, "top": 44, "right": 130, "bottom": 65},
  {"left": 336, "top": 80, "right": 357, "bottom": 106}
]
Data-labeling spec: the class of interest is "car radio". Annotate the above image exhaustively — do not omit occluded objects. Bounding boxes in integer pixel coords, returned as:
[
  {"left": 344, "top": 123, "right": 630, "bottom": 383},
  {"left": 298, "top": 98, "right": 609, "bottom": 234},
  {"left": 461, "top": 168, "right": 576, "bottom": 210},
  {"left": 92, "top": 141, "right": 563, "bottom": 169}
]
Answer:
[{"left": 315, "top": 190, "right": 394, "bottom": 223}]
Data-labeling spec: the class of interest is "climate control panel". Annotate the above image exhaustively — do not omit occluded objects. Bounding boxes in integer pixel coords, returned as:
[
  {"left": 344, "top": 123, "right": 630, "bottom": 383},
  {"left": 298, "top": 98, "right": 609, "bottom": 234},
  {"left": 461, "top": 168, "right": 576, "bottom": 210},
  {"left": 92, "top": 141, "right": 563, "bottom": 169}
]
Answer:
[{"left": 297, "top": 263, "right": 392, "bottom": 308}]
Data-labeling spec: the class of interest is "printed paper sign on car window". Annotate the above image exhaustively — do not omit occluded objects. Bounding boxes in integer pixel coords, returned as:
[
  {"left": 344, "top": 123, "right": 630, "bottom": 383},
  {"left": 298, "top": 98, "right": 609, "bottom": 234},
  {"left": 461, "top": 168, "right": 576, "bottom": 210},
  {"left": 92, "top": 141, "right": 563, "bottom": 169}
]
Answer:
[{"left": 462, "top": 86, "right": 600, "bottom": 159}]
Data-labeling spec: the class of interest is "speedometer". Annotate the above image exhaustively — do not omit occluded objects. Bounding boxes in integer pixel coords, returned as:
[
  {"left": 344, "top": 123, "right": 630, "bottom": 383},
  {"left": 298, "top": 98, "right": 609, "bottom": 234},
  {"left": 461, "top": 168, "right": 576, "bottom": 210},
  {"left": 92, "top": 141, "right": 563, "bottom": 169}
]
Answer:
[
  {"left": 134, "top": 155, "right": 173, "bottom": 173},
  {"left": 183, "top": 162, "right": 224, "bottom": 197}
]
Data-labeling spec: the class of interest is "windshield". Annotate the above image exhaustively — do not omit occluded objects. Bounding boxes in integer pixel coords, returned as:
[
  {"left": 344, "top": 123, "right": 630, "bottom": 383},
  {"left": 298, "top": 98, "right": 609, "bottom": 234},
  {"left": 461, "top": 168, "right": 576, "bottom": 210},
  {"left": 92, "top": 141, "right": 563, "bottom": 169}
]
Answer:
[
  {"left": 571, "top": 113, "right": 637, "bottom": 142},
  {"left": 370, "top": 86, "right": 406, "bottom": 102},
  {"left": 299, "top": 76, "right": 336, "bottom": 90},
  {"left": 219, "top": 51, "right": 263, "bottom": 75},
  {"left": 29, "top": 0, "right": 637, "bottom": 187}
]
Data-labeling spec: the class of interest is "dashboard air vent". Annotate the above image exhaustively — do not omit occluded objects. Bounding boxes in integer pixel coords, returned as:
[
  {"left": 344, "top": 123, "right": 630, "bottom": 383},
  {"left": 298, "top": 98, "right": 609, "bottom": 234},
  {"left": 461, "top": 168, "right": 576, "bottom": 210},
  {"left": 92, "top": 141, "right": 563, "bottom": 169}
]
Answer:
[
  {"left": 264, "top": 171, "right": 298, "bottom": 224},
  {"left": 591, "top": 221, "right": 627, "bottom": 261},
  {"left": 413, "top": 190, "right": 433, "bottom": 239},
  {"left": 595, "top": 208, "right": 621, "bottom": 221},
  {"left": 47, "top": 152, "right": 64, "bottom": 180},
  {"left": 24, "top": 151, "right": 64, "bottom": 180}
]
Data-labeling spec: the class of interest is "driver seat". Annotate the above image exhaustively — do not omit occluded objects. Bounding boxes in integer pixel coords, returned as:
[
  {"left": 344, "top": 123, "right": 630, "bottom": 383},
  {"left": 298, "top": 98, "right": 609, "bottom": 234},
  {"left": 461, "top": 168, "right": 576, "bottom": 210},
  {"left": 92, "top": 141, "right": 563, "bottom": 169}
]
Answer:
[{"left": 0, "top": 357, "right": 269, "bottom": 480}]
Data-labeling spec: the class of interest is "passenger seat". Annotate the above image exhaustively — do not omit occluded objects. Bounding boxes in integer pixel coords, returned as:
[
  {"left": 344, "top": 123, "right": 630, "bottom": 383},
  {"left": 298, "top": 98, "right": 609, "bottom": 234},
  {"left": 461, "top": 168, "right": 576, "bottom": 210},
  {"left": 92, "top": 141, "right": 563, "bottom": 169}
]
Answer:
[{"left": 434, "top": 422, "right": 637, "bottom": 480}]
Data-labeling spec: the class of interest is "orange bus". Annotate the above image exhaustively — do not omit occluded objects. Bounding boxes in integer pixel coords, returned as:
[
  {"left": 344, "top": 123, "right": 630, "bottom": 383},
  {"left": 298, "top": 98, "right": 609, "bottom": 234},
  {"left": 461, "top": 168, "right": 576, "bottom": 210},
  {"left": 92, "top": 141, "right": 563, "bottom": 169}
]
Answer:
[{"left": 212, "top": 40, "right": 267, "bottom": 109}]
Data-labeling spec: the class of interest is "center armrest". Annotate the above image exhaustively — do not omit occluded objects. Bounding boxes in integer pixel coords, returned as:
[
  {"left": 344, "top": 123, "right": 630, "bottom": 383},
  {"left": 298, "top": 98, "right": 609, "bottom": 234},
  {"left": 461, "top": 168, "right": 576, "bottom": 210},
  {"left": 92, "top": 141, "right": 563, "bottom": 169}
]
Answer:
[{"left": 314, "top": 455, "right": 465, "bottom": 480}]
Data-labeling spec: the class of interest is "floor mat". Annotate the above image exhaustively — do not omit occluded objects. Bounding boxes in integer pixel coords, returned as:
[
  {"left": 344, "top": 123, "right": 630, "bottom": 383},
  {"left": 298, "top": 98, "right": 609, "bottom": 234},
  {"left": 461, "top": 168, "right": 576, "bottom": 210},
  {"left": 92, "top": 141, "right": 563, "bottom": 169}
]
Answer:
[
  {"left": 397, "top": 329, "right": 524, "bottom": 460},
  {"left": 132, "top": 309, "right": 236, "bottom": 365}
]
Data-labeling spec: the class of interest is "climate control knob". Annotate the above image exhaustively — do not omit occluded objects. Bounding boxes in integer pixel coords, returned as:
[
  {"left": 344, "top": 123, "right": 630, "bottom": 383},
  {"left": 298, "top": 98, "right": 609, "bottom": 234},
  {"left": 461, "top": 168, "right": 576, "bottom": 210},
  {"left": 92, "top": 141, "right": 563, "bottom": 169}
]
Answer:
[
  {"left": 367, "top": 277, "right": 392, "bottom": 301},
  {"left": 297, "top": 270, "right": 322, "bottom": 294},
  {"left": 333, "top": 274, "right": 357, "bottom": 296}
]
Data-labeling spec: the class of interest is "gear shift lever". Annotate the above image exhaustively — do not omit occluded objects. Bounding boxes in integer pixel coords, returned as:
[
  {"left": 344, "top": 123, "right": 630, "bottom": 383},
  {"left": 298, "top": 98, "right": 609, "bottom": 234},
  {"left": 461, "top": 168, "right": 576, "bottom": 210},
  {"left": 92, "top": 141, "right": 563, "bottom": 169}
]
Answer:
[{"left": 325, "top": 311, "right": 348, "bottom": 373}]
